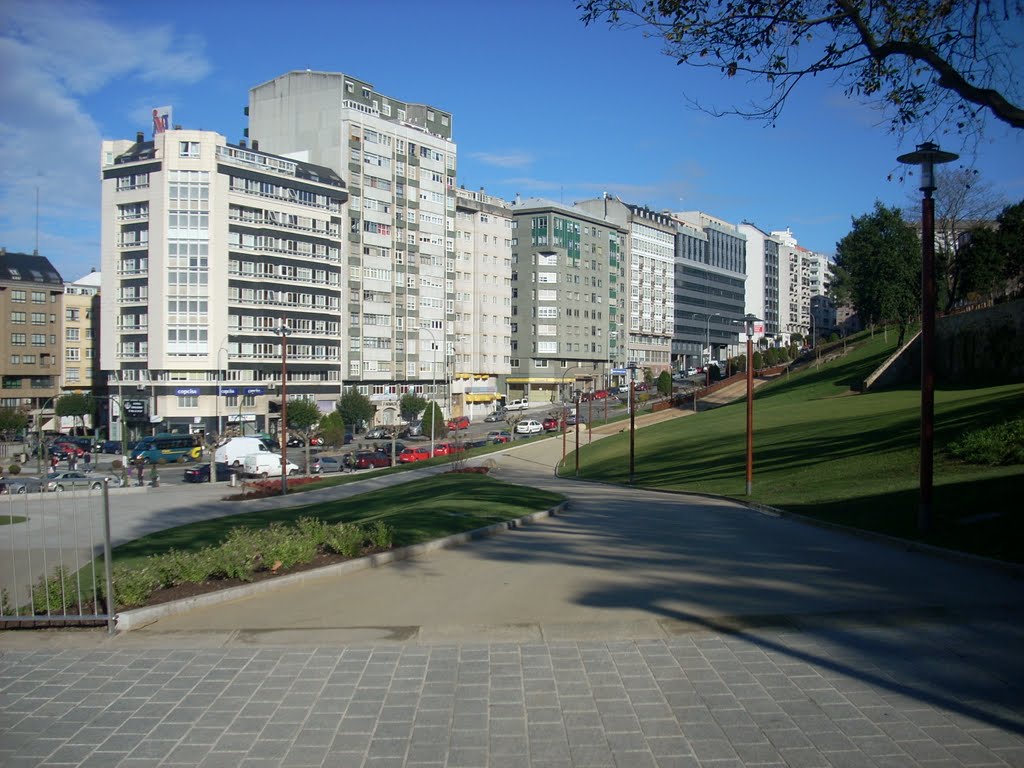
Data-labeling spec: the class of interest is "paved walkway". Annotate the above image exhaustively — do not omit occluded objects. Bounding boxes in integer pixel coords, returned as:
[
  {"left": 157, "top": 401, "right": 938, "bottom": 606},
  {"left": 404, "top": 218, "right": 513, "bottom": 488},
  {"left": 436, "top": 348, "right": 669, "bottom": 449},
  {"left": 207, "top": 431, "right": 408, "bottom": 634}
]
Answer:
[{"left": 2, "top": 400, "right": 1023, "bottom": 767}]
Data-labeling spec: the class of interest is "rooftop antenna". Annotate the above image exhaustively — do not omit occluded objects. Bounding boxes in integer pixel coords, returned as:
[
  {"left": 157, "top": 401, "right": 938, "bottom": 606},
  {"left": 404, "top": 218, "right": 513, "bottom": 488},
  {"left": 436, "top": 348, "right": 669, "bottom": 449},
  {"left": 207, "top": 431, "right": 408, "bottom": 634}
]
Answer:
[{"left": 34, "top": 185, "right": 40, "bottom": 255}]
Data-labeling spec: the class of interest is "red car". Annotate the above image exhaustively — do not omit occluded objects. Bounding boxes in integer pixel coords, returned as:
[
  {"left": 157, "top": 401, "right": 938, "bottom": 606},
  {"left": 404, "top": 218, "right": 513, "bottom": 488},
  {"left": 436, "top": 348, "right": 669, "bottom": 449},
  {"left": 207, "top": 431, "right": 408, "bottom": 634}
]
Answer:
[
  {"left": 354, "top": 450, "right": 392, "bottom": 469},
  {"left": 397, "top": 446, "right": 431, "bottom": 463},
  {"left": 593, "top": 390, "right": 609, "bottom": 399},
  {"left": 542, "top": 417, "right": 560, "bottom": 432},
  {"left": 446, "top": 416, "right": 471, "bottom": 431},
  {"left": 432, "top": 442, "right": 465, "bottom": 457}
]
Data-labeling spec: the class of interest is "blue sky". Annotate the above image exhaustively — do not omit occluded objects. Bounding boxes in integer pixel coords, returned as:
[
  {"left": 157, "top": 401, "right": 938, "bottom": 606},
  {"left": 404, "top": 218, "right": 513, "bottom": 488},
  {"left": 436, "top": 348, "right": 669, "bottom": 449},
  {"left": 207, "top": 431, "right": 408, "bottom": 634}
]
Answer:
[{"left": 2, "top": 0, "right": 1022, "bottom": 281}]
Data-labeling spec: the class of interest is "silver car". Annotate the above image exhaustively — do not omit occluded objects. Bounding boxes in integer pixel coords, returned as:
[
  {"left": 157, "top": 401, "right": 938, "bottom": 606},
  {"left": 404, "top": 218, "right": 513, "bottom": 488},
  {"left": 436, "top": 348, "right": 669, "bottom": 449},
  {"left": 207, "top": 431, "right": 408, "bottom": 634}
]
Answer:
[
  {"left": 0, "top": 476, "right": 46, "bottom": 494},
  {"left": 46, "top": 471, "right": 123, "bottom": 492}
]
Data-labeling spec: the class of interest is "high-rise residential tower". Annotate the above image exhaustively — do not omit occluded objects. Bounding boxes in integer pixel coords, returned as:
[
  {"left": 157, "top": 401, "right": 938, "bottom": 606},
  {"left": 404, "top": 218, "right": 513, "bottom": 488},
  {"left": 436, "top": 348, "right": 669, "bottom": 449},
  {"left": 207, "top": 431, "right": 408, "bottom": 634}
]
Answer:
[
  {"left": 506, "top": 198, "right": 623, "bottom": 402},
  {"left": 100, "top": 129, "right": 348, "bottom": 442},
  {"left": 248, "top": 71, "right": 457, "bottom": 424}
]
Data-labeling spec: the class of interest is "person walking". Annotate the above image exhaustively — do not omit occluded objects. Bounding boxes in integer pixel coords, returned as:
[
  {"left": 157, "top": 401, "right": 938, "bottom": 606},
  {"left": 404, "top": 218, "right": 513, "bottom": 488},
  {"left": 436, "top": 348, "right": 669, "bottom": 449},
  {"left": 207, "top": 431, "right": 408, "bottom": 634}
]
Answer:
[
  {"left": 50, "top": 455, "right": 59, "bottom": 472},
  {"left": 135, "top": 459, "right": 145, "bottom": 487},
  {"left": 83, "top": 451, "right": 92, "bottom": 471}
]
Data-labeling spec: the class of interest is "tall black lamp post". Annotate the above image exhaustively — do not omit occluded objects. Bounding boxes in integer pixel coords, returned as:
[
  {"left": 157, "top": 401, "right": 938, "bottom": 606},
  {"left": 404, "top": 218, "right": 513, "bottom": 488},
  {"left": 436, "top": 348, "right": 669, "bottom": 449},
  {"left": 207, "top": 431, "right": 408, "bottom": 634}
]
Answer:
[
  {"left": 275, "top": 323, "right": 292, "bottom": 495},
  {"left": 627, "top": 360, "right": 638, "bottom": 484},
  {"left": 744, "top": 314, "right": 761, "bottom": 496},
  {"left": 897, "top": 141, "right": 958, "bottom": 534}
]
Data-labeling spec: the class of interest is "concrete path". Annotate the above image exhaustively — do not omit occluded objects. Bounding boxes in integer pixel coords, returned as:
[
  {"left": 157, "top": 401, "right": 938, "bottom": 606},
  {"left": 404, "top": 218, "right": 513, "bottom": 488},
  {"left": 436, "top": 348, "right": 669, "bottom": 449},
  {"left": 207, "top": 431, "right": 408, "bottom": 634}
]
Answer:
[{"left": 2, "top": 402, "right": 1023, "bottom": 767}]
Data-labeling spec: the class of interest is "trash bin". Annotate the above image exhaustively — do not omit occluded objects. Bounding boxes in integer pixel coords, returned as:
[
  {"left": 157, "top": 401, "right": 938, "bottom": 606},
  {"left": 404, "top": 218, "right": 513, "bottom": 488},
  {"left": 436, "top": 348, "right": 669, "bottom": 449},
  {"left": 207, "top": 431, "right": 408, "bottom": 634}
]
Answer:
[{"left": 229, "top": 473, "right": 237, "bottom": 487}]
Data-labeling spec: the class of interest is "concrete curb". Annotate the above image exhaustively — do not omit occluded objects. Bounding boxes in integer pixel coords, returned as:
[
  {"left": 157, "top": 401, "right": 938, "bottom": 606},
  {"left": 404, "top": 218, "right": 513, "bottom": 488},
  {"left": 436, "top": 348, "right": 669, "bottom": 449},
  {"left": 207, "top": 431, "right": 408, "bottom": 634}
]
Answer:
[{"left": 115, "top": 500, "right": 568, "bottom": 631}]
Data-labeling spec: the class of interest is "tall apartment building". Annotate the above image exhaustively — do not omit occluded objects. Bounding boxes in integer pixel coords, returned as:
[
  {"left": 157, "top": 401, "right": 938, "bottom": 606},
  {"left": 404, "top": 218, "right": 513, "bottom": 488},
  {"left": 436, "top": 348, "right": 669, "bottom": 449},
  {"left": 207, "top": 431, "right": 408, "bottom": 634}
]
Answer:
[
  {"left": 506, "top": 198, "right": 623, "bottom": 402},
  {"left": 248, "top": 71, "right": 457, "bottom": 424},
  {"left": 738, "top": 223, "right": 781, "bottom": 341},
  {"left": 670, "top": 212, "right": 747, "bottom": 368},
  {"left": 575, "top": 197, "right": 674, "bottom": 375},
  {"left": 0, "top": 249, "right": 64, "bottom": 427},
  {"left": 63, "top": 270, "right": 101, "bottom": 395},
  {"left": 100, "top": 128, "right": 349, "bottom": 441},
  {"left": 453, "top": 188, "right": 512, "bottom": 416}
]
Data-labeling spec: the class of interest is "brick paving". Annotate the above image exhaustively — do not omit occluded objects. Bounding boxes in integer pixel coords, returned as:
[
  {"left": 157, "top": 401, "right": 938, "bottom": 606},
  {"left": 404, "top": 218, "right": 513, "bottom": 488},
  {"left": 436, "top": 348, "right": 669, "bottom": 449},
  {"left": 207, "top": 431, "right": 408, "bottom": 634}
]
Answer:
[{"left": 2, "top": 616, "right": 1023, "bottom": 767}]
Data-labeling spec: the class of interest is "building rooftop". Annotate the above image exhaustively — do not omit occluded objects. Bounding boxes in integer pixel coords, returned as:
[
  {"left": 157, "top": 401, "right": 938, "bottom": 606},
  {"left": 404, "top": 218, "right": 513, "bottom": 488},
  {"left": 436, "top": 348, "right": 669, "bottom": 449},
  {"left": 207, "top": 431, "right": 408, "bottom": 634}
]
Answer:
[{"left": 0, "top": 249, "right": 64, "bottom": 285}]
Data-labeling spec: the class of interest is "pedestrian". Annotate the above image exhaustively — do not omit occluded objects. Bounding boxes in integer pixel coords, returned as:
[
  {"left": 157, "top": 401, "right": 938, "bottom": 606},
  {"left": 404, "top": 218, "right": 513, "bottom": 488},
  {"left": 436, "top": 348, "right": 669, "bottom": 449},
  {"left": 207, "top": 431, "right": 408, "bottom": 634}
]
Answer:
[
  {"left": 83, "top": 451, "right": 92, "bottom": 471},
  {"left": 135, "top": 460, "right": 145, "bottom": 487},
  {"left": 343, "top": 452, "right": 354, "bottom": 473},
  {"left": 50, "top": 455, "right": 59, "bottom": 471},
  {"left": 69, "top": 453, "right": 77, "bottom": 471}
]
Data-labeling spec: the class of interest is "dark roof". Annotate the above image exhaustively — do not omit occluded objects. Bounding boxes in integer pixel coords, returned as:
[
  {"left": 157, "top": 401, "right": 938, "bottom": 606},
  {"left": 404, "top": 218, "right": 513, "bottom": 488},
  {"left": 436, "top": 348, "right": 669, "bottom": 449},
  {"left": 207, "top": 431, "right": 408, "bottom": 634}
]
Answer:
[
  {"left": 114, "top": 140, "right": 156, "bottom": 164},
  {"left": 0, "top": 251, "right": 64, "bottom": 285}
]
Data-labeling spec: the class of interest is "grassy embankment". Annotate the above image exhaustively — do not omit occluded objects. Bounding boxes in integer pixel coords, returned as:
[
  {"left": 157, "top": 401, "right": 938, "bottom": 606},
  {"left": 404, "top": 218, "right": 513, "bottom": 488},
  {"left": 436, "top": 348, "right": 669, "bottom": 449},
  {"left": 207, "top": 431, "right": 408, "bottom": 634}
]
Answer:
[{"left": 567, "top": 330, "right": 1024, "bottom": 563}]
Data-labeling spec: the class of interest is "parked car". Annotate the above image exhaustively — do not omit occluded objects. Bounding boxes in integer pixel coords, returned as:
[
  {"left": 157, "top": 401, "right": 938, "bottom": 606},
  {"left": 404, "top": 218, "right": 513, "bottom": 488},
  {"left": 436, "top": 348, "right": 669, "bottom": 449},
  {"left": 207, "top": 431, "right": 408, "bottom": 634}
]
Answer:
[
  {"left": 0, "top": 476, "right": 45, "bottom": 494},
  {"left": 46, "top": 471, "right": 123, "bottom": 492},
  {"left": 564, "top": 412, "right": 590, "bottom": 427},
  {"left": 183, "top": 462, "right": 235, "bottom": 483},
  {"left": 48, "top": 442, "right": 84, "bottom": 461},
  {"left": 364, "top": 426, "right": 393, "bottom": 440},
  {"left": 432, "top": 442, "right": 465, "bottom": 457},
  {"left": 446, "top": 416, "right": 471, "bottom": 431},
  {"left": 312, "top": 456, "right": 342, "bottom": 473},
  {"left": 686, "top": 367, "right": 699, "bottom": 376},
  {"left": 399, "top": 422, "right": 423, "bottom": 438},
  {"left": 397, "top": 446, "right": 431, "bottom": 463},
  {"left": 286, "top": 437, "right": 306, "bottom": 448},
  {"left": 504, "top": 399, "right": 532, "bottom": 412},
  {"left": 486, "top": 430, "right": 512, "bottom": 444},
  {"left": 515, "top": 419, "right": 543, "bottom": 435},
  {"left": 96, "top": 440, "right": 122, "bottom": 454},
  {"left": 483, "top": 410, "right": 505, "bottom": 423},
  {"left": 542, "top": 417, "right": 560, "bottom": 432},
  {"left": 353, "top": 450, "right": 392, "bottom": 469}
]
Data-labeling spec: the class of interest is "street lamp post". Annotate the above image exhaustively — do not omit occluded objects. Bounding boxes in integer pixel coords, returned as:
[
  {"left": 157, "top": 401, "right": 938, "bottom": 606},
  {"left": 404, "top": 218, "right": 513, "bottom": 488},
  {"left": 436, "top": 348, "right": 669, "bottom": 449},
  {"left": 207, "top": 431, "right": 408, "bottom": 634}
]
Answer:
[
  {"left": 744, "top": 314, "right": 761, "bottom": 496},
  {"left": 898, "top": 141, "right": 958, "bottom": 534},
  {"left": 420, "top": 326, "right": 443, "bottom": 458},
  {"left": 275, "top": 323, "right": 292, "bottom": 495},
  {"left": 212, "top": 344, "right": 228, "bottom": 483},
  {"left": 627, "top": 360, "right": 638, "bottom": 484},
  {"left": 560, "top": 366, "right": 586, "bottom": 466},
  {"left": 693, "top": 312, "right": 721, "bottom": 386}
]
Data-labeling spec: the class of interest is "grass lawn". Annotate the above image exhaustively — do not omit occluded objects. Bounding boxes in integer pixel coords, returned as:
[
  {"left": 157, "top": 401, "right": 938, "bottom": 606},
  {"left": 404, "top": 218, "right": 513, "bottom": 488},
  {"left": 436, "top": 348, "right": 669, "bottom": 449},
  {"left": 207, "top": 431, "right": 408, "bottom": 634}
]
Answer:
[
  {"left": 109, "top": 473, "right": 565, "bottom": 570},
  {"left": 1, "top": 514, "right": 27, "bottom": 526},
  {"left": 568, "top": 330, "right": 1024, "bottom": 563}
]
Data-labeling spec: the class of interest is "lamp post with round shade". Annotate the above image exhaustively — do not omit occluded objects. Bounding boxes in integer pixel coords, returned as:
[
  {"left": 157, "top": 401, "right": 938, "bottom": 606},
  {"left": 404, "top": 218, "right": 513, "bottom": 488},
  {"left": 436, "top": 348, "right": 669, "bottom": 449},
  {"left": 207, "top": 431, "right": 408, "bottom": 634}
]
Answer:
[
  {"left": 743, "top": 314, "right": 761, "bottom": 496},
  {"left": 897, "top": 141, "right": 958, "bottom": 534}
]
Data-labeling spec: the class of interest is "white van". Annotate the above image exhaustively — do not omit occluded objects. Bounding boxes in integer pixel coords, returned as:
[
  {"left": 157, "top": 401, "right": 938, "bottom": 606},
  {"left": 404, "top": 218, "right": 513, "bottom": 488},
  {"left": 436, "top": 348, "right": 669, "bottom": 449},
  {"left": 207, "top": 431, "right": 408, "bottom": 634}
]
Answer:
[
  {"left": 504, "top": 399, "right": 532, "bottom": 412},
  {"left": 215, "top": 436, "right": 272, "bottom": 467},
  {"left": 243, "top": 452, "right": 298, "bottom": 479}
]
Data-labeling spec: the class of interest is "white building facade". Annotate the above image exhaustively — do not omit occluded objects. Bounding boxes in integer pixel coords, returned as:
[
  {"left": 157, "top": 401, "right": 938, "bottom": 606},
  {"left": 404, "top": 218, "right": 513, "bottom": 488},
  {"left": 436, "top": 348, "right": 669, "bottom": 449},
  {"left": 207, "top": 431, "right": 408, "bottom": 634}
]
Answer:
[
  {"left": 100, "top": 128, "right": 349, "bottom": 441},
  {"left": 248, "top": 71, "right": 458, "bottom": 424}
]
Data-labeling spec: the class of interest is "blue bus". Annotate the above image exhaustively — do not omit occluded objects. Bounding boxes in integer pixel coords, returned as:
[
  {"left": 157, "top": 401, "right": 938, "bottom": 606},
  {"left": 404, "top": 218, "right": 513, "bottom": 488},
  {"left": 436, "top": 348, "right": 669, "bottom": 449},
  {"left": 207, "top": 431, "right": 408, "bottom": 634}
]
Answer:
[{"left": 130, "top": 433, "right": 203, "bottom": 464}]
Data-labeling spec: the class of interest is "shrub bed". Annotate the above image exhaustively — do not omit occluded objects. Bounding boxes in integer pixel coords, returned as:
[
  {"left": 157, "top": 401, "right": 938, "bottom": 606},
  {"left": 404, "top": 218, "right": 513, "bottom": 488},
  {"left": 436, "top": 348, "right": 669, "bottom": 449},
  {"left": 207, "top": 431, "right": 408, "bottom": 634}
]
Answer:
[
  {"left": 948, "top": 417, "right": 1024, "bottom": 465},
  {"left": 106, "top": 516, "right": 393, "bottom": 610}
]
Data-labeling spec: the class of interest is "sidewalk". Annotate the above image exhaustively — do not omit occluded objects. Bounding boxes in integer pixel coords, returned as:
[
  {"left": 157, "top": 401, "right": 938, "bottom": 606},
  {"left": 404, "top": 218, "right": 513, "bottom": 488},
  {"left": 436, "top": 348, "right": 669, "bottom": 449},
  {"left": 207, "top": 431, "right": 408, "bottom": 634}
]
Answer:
[{"left": 2, "top": 397, "right": 1022, "bottom": 768}]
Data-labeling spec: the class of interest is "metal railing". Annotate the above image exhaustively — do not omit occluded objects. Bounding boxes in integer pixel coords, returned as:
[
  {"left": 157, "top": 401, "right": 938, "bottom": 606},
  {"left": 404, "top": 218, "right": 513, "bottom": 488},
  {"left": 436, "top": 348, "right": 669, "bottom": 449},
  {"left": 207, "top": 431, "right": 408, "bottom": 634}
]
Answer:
[{"left": 0, "top": 481, "right": 115, "bottom": 633}]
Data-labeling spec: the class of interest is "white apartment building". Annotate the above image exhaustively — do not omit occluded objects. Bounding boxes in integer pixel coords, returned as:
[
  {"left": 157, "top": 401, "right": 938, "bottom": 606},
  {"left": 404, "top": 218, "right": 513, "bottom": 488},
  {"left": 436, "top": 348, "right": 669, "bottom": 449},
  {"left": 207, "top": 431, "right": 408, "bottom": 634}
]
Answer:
[
  {"left": 575, "top": 197, "right": 675, "bottom": 375},
  {"left": 63, "top": 271, "right": 100, "bottom": 394},
  {"left": 453, "top": 187, "right": 512, "bottom": 417},
  {"left": 100, "top": 128, "right": 349, "bottom": 441},
  {"left": 737, "top": 223, "right": 782, "bottom": 342},
  {"left": 248, "top": 71, "right": 457, "bottom": 424}
]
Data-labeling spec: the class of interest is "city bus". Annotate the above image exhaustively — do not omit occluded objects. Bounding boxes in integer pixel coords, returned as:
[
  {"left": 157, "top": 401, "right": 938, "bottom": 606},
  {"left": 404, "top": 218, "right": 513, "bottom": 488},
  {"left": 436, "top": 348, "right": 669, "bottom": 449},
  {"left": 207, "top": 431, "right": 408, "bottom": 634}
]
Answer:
[{"left": 129, "top": 433, "right": 203, "bottom": 464}]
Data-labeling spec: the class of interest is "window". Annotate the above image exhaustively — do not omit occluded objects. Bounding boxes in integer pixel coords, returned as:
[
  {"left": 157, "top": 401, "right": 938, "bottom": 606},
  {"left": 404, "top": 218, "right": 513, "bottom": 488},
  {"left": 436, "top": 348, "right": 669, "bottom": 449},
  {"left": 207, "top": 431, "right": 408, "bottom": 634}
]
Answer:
[
  {"left": 179, "top": 141, "right": 200, "bottom": 158},
  {"left": 31, "top": 312, "right": 46, "bottom": 325},
  {"left": 31, "top": 291, "right": 45, "bottom": 303},
  {"left": 10, "top": 334, "right": 26, "bottom": 346},
  {"left": 178, "top": 395, "right": 198, "bottom": 408},
  {"left": 11, "top": 290, "right": 25, "bottom": 303},
  {"left": 66, "top": 348, "right": 80, "bottom": 361},
  {"left": 10, "top": 312, "right": 25, "bottom": 323},
  {"left": 31, "top": 334, "right": 46, "bottom": 346},
  {"left": 9, "top": 355, "right": 19, "bottom": 364}
]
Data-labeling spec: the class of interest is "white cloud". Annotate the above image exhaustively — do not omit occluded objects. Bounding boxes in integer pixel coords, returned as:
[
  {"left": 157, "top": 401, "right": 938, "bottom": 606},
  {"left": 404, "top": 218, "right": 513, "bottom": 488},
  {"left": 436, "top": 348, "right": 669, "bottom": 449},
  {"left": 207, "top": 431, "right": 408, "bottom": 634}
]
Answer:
[
  {"left": 0, "top": 0, "right": 210, "bottom": 276},
  {"left": 467, "top": 150, "right": 535, "bottom": 169}
]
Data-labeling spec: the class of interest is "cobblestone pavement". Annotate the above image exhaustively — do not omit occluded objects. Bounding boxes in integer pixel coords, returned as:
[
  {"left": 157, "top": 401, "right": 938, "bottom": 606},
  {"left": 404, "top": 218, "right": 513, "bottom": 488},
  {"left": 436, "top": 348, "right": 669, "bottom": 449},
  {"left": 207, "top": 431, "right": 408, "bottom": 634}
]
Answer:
[{"left": 3, "top": 613, "right": 1023, "bottom": 767}]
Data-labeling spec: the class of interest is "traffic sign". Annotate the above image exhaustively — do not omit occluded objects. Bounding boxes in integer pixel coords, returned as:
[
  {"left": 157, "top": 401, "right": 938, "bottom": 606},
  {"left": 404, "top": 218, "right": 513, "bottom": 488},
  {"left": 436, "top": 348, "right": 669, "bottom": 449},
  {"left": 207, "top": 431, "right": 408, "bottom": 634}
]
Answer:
[{"left": 611, "top": 368, "right": 627, "bottom": 375}]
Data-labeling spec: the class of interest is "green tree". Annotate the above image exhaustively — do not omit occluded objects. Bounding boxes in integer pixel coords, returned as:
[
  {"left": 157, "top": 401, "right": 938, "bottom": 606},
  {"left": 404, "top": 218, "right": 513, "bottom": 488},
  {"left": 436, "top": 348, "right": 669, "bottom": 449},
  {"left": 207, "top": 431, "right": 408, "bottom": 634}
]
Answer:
[
  {"left": 0, "top": 406, "right": 29, "bottom": 441},
  {"left": 579, "top": 0, "right": 1024, "bottom": 139},
  {"left": 336, "top": 390, "right": 374, "bottom": 435},
  {"left": 752, "top": 351, "right": 764, "bottom": 371},
  {"left": 831, "top": 202, "right": 921, "bottom": 346},
  {"left": 656, "top": 370, "right": 672, "bottom": 396},
  {"left": 421, "top": 402, "right": 445, "bottom": 444},
  {"left": 319, "top": 411, "right": 347, "bottom": 448},
  {"left": 955, "top": 199, "right": 1024, "bottom": 302},
  {"left": 283, "top": 399, "right": 323, "bottom": 473},
  {"left": 54, "top": 393, "right": 93, "bottom": 435},
  {"left": 399, "top": 393, "right": 428, "bottom": 423}
]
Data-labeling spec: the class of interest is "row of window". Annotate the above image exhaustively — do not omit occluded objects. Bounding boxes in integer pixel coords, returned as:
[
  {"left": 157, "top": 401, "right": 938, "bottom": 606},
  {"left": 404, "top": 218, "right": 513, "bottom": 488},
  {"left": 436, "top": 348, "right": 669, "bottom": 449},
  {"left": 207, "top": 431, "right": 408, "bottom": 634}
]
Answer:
[
  {"left": 7, "top": 290, "right": 53, "bottom": 303},
  {"left": 9, "top": 334, "right": 55, "bottom": 346}
]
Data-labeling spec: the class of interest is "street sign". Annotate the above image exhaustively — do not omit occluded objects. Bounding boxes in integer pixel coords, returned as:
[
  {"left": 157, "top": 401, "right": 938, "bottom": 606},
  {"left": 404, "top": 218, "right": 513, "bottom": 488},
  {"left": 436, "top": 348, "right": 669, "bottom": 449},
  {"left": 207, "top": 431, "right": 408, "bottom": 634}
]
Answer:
[
  {"left": 611, "top": 368, "right": 627, "bottom": 375},
  {"left": 122, "top": 400, "right": 147, "bottom": 416}
]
